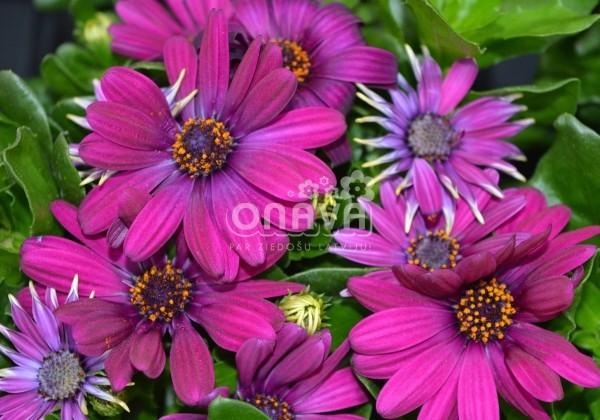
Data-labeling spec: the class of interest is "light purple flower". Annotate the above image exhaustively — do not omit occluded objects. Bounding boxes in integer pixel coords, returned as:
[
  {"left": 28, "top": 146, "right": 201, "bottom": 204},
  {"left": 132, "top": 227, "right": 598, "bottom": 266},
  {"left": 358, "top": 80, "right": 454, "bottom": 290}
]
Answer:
[
  {"left": 356, "top": 46, "right": 532, "bottom": 228},
  {"left": 348, "top": 190, "right": 600, "bottom": 419},
  {"left": 0, "top": 282, "right": 128, "bottom": 420},
  {"left": 75, "top": 11, "right": 345, "bottom": 281},
  {"left": 110, "top": 0, "right": 234, "bottom": 60},
  {"left": 20, "top": 200, "right": 304, "bottom": 406},
  {"left": 232, "top": 0, "right": 397, "bottom": 164},
  {"left": 235, "top": 323, "right": 369, "bottom": 419}
]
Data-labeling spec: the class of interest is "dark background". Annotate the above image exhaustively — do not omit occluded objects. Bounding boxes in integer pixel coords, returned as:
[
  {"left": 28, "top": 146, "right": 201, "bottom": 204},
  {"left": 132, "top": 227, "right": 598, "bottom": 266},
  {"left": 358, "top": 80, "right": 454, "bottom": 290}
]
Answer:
[{"left": 0, "top": 0, "right": 73, "bottom": 77}]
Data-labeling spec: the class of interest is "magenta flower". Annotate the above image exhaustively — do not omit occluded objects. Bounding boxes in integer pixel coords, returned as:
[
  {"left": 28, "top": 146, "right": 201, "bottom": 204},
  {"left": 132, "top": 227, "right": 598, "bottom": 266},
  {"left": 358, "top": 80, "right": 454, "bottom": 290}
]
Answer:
[
  {"left": 0, "top": 282, "right": 128, "bottom": 419},
  {"left": 76, "top": 11, "right": 345, "bottom": 281},
  {"left": 348, "top": 190, "right": 600, "bottom": 418},
  {"left": 232, "top": 0, "right": 397, "bottom": 164},
  {"left": 110, "top": 0, "right": 233, "bottom": 60},
  {"left": 20, "top": 200, "right": 304, "bottom": 406},
  {"left": 330, "top": 176, "right": 527, "bottom": 283},
  {"left": 356, "top": 46, "right": 532, "bottom": 227},
  {"left": 235, "top": 323, "right": 369, "bottom": 419}
]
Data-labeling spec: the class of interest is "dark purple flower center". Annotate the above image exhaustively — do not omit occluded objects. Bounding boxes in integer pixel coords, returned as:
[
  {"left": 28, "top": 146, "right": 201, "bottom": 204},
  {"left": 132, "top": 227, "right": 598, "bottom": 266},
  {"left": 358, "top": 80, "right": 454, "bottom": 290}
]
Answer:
[
  {"left": 248, "top": 394, "right": 294, "bottom": 420},
  {"left": 172, "top": 117, "right": 234, "bottom": 176},
  {"left": 407, "top": 230, "right": 460, "bottom": 270},
  {"left": 274, "top": 39, "right": 311, "bottom": 83},
  {"left": 38, "top": 350, "right": 85, "bottom": 401},
  {"left": 454, "top": 278, "right": 516, "bottom": 343},
  {"left": 407, "top": 113, "right": 458, "bottom": 161},
  {"left": 129, "top": 260, "right": 192, "bottom": 323}
]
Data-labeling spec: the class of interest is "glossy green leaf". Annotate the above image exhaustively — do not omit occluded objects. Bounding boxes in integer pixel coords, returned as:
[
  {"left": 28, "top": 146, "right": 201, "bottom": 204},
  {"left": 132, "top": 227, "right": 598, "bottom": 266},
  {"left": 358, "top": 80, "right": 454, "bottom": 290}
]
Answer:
[
  {"left": 208, "top": 397, "right": 269, "bottom": 420},
  {"left": 284, "top": 267, "right": 376, "bottom": 295},
  {"left": 0, "top": 249, "right": 20, "bottom": 286},
  {"left": 409, "top": 0, "right": 599, "bottom": 67},
  {"left": 51, "top": 133, "right": 85, "bottom": 205},
  {"left": 0, "top": 71, "right": 51, "bottom": 152},
  {"left": 405, "top": 0, "right": 482, "bottom": 65},
  {"left": 3, "top": 127, "right": 61, "bottom": 236},
  {"left": 529, "top": 114, "right": 600, "bottom": 241},
  {"left": 51, "top": 98, "right": 90, "bottom": 143}
]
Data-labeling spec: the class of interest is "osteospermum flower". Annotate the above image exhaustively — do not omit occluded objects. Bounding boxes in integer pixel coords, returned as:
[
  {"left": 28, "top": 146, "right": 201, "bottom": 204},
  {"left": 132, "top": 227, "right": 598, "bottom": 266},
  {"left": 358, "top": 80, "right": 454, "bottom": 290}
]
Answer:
[
  {"left": 330, "top": 176, "right": 527, "bottom": 283},
  {"left": 348, "top": 190, "right": 600, "bottom": 418},
  {"left": 20, "top": 200, "right": 304, "bottom": 406},
  {"left": 75, "top": 10, "right": 345, "bottom": 281},
  {"left": 109, "top": 0, "right": 233, "bottom": 60},
  {"left": 233, "top": 0, "right": 397, "bottom": 163},
  {"left": 356, "top": 46, "right": 533, "bottom": 229},
  {"left": 0, "top": 281, "right": 128, "bottom": 419},
  {"left": 236, "top": 323, "right": 368, "bottom": 419}
]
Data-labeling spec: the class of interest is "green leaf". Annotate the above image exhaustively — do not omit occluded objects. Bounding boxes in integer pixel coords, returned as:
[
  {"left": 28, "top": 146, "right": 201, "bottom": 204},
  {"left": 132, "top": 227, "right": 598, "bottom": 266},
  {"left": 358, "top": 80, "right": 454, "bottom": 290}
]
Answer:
[
  {"left": 356, "top": 374, "right": 381, "bottom": 399},
  {"left": 404, "top": 0, "right": 483, "bottom": 65},
  {"left": 0, "top": 71, "right": 52, "bottom": 152},
  {"left": 328, "top": 297, "right": 370, "bottom": 350},
  {"left": 51, "top": 133, "right": 85, "bottom": 205},
  {"left": 283, "top": 267, "right": 377, "bottom": 295},
  {"left": 41, "top": 44, "right": 104, "bottom": 97},
  {"left": 529, "top": 114, "right": 600, "bottom": 240},
  {"left": 411, "top": 0, "right": 599, "bottom": 67},
  {"left": 213, "top": 360, "right": 238, "bottom": 393},
  {"left": 208, "top": 397, "right": 269, "bottom": 420},
  {"left": 3, "top": 127, "right": 61, "bottom": 236},
  {"left": 0, "top": 249, "right": 21, "bottom": 286}
]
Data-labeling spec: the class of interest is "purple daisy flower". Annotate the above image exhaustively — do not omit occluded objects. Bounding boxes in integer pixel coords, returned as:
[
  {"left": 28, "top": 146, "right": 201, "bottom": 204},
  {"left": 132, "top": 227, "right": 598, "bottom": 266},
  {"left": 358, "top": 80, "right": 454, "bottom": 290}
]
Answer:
[
  {"left": 235, "top": 323, "right": 369, "bottom": 419},
  {"left": 330, "top": 175, "right": 528, "bottom": 284},
  {"left": 232, "top": 0, "right": 397, "bottom": 164},
  {"left": 0, "top": 281, "right": 128, "bottom": 419},
  {"left": 110, "top": 0, "right": 234, "bottom": 60},
  {"left": 20, "top": 200, "right": 304, "bottom": 406},
  {"left": 75, "top": 10, "right": 345, "bottom": 281},
  {"left": 356, "top": 46, "right": 533, "bottom": 228},
  {"left": 348, "top": 191, "right": 600, "bottom": 418},
  {"left": 160, "top": 323, "right": 369, "bottom": 420}
]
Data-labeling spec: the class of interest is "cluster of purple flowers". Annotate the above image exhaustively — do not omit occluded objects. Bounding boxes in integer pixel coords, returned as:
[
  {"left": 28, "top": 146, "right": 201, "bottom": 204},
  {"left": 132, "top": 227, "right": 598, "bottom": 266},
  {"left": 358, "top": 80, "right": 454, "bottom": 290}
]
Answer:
[{"left": 1, "top": 0, "right": 599, "bottom": 419}]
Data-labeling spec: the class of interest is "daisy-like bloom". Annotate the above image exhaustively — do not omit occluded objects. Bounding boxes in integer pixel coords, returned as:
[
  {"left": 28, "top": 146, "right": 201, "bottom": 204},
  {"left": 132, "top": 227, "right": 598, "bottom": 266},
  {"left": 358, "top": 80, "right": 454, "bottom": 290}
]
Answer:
[
  {"left": 233, "top": 0, "right": 397, "bottom": 164},
  {"left": 109, "top": 0, "right": 233, "bottom": 60},
  {"left": 329, "top": 175, "right": 526, "bottom": 283},
  {"left": 356, "top": 46, "right": 533, "bottom": 229},
  {"left": 161, "top": 323, "right": 368, "bottom": 420},
  {"left": 236, "top": 323, "right": 368, "bottom": 419},
  {"left": 20, "top": 200, "right": 304, "bottom": 406},
  {"left": 75, "top": 11, "right": 345, "bottom": 281},
  {"left": 348, "top": 189, "right": 600, "bottom": 419},
  {"left": 0, "top": 281, "right": 128, "bottom": 419}
]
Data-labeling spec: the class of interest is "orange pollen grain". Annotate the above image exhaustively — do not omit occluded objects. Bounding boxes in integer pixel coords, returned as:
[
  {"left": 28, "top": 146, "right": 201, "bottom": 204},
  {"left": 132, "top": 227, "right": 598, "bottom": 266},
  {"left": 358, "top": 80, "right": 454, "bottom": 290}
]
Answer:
[
  {"left": 172, "top": 117, "right": 233, "bottom": 177},
  {"left": 453, "top": 278, "right": 516, "bottom": 343},
  {"left": 129, "top": 260, "right": 192, "bottom": 323},
  {"left": 275, "top": 39, "right": 312, "bottom": 83}
]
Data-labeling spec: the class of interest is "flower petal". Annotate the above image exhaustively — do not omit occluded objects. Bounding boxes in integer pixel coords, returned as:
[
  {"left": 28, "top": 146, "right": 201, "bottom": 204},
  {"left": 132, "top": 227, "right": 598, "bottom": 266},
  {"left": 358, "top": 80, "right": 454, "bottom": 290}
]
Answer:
[
  {"left": 438, "top": 58, "right": 478, "bottom": 115},
  {"left": 457, "top": 343, "right": 499, "bottom": 420},
  {"left": 129, "top": 327, "right": 166, "bottom": 378},
  {"left": 510, "top": 323, "right": 600, "bottom": 387},
  {"left": 170, "top": 316, "right": 215, "bottom": 405},
  {"left": 230, "top": 68, "right": 297, "bottom": 137},
  {"left": 124, "top": 174, "right": 193, "bottom": 261},
  {"left": 505, "top": 345, "right": 563, "bottom": 402},
  {"left": 197, "top": 10, "right": 229, "bottom": 118}
]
